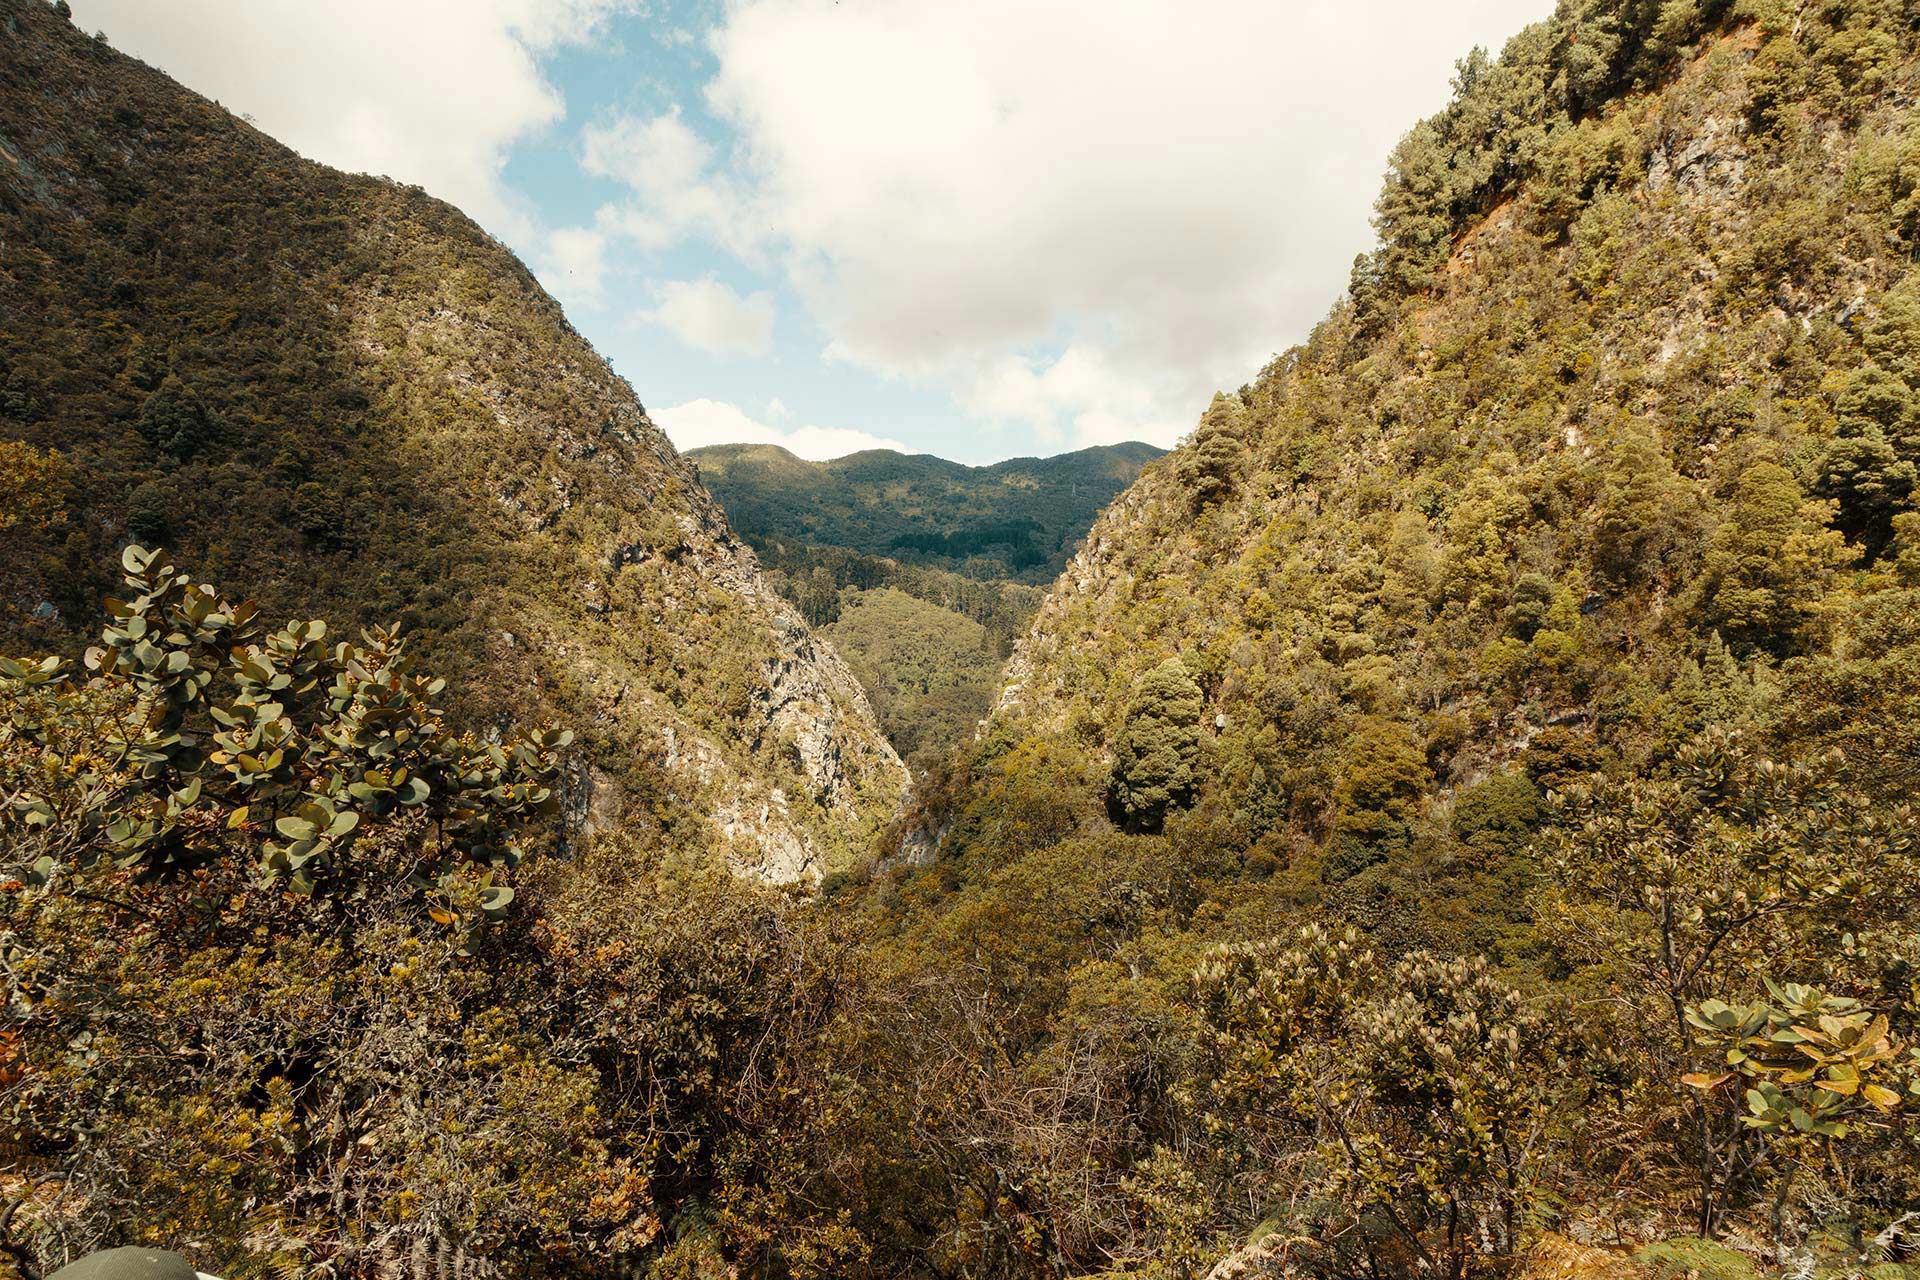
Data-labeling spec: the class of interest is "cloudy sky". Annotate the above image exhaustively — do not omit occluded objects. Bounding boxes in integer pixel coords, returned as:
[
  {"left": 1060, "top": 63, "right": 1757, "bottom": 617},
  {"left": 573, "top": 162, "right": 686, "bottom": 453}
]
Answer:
[{"left": 74, "top": 0, "right": 1552, "bottom": 463}]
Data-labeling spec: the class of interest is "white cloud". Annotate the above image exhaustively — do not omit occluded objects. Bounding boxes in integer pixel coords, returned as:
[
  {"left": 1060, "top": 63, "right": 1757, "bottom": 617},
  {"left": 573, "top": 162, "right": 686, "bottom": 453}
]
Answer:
[
  {"left": 582, "top": 111, "right": 760, "bottom": 257},
  {"left": 967, "top": 344, "right": 1189, "bottom": 450},
  {"left": 766, "top": 398, "right": 792, "bottom": 419},
  {"left": 84, "top": 0, "right": 1566, "bottom": 459},
  {"left": 655, "top": 399, "right": 909, "bottom": 460},
  {"left": 590, "top": 0, "right": 1552, "bottom": 448},
  {"left": 538, "top": 225, "right": 611, "bottom": 308},
  {"left": 76, "top": 0, "right": 633, "bottom": 239},
  {"left": 641, "top": 277, "right": 778, "bottom": 355}
]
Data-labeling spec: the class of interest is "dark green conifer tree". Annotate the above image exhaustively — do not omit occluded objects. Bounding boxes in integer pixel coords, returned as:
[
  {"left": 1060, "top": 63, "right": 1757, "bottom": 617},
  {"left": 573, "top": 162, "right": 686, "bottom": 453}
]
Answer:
[{"left": 1108, "top": 656, "right": 1205, "bottom": 832}]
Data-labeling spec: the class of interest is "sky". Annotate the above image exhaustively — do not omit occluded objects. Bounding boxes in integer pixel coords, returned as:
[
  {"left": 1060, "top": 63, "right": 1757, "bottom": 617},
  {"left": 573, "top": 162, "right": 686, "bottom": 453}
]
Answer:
[{"left": 72, "top": 0, "right": 1554, "bottom": 464}]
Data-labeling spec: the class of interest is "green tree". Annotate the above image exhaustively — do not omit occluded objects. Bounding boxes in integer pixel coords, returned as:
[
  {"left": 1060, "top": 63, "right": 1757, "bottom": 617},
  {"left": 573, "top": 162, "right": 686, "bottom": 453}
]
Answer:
[
  {"left": 1593, "top": 423, "right": 1690, "bottom": 588},
  {"left": 1834, "top": 364, "right": 1917, "bottom": 446},
  {"left": 1177, "top": 393, "right": 1250, "bottom": 511},
  {"left": 1817, "top": 425, "right": 1916, "bottom": 550},
  {"left": 1108, "top": 657, "right": 1205, "bottom": 832},
  {"left": 1329, "top": 714, "right": 1430, "bottom": 867},
  {"left": 125, "top": 479, "right": 171, "bottom": 544},
  {"left": 797, "top": 563, "right": 842, "bottom": 627},
  {"left": 1698, "top": 462, "right": 1854, "bottom": 653},
  {"left": 1450, "top": 768, "right": 1542, "bottom": 864},
  {"left": 134, "top": 378, "right": 222, "bottom": 461}
]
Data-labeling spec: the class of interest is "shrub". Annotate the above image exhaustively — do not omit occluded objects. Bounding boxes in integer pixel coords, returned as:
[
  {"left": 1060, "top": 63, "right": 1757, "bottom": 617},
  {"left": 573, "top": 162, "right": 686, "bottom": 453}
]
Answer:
[{"left": 1109, "top": 657, "right": 1206, "bottom": 832}]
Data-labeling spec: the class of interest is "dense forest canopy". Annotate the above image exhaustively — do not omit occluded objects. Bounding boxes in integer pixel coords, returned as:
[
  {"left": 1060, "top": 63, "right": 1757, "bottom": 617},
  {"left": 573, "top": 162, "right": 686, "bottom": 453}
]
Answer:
[
  {"left": 688, "top": 442, "right": 1163, "bottom": 585},
  {"left": 9, "top": 0, "right": 1920, "bottom": 1277},
  {"left": 688, "top": 443, "right": 1158, "bottom": 776}
]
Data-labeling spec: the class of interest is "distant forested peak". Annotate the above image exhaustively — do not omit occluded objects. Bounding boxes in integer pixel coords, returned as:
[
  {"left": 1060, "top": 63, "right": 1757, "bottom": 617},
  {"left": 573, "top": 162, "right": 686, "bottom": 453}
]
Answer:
[{"left": 689, "top": 439, "right": 1165, "bottom": 583}]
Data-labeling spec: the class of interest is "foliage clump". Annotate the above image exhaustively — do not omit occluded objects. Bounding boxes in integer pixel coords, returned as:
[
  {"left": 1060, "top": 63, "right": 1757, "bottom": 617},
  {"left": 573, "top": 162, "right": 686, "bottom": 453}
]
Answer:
[
  {"left": 2, "top": 555, "right": 867, "bottom": 1280},
  {"left": 6, "top": 545, "right": 568, "bottom": 909},
  {"left": 1108, "top": 657, "right": 1206, "bottom": 832}
]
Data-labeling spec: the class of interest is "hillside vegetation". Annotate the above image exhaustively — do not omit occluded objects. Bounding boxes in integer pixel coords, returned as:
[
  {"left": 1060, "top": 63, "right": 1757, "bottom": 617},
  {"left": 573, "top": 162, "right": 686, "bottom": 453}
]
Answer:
[
  {"left": 755, "top": 547, "right": 1043, "bottom": 777},
  {"left": 853, "top": 0, "right": 1920, "bottom": 1274},
  {"left": 819, "top": 587, "right": 1005, "bottom": 777},
  {"left": 690, "top": 443, "right": 1154, "bottom": 772},
  {"left": 12, "top": 0, "right": 1920, "bottom": 1277},
  {"left": 0, "top": 0, "right": 904, "bottom": 880},
  {"left": 688, "top": 442, "right": 1162, "bottom": 584}
]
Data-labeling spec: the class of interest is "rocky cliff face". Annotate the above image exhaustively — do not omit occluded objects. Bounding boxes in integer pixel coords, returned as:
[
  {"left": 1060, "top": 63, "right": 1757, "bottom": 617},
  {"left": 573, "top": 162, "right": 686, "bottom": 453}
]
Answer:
[{"left": 0, "top": 0, "right": 905, "bottom": 877}]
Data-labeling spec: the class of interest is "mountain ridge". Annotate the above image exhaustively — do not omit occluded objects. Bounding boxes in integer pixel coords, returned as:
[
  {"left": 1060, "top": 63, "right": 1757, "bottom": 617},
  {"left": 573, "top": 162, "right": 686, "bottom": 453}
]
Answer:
[
  {"left": 687, "top": 439, "right": 1162, "bottom": 772},
  {"left": 0, "top": 0, "right": 905, "bottom": 880},
  {"left": 691, "top": 438, "right": 1166, "bottom": 472},
  {"left": 688, "top": 438, "right": 1165, "bottom": 583}
]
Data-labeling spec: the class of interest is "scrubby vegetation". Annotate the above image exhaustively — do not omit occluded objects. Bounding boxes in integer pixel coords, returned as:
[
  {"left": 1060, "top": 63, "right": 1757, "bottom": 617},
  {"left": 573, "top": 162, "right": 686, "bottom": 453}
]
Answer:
[
  {"left": 1, "top": 553, "right": 865, "bottom": 1280},
  {"left": 848, "top": 0, "right": 1920, "bottom": 1274},
  {"left": 13, "top": 0, "right": 1920, "bottom": 1276},
  {"left": 819, "top": 588, "right": 1004, "bottom": 776}
]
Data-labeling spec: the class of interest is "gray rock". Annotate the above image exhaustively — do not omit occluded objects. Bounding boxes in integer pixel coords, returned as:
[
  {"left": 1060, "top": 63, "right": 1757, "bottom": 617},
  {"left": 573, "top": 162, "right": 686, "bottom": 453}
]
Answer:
[{"left": 48, "top": 1247, "right": 208, "bottom": 1280}]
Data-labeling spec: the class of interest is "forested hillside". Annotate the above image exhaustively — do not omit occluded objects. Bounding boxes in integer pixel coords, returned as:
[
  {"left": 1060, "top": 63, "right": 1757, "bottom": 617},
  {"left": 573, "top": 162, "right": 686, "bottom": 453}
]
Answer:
[
  {"left": 690, "top": 442, "right": 1154, "bottom": 774},
  {"left": 13, "top": 0, "right": 1920, "bottom": 1277},
  {"left": 0, "top": 3, "right": 904, "bottom": 1275},
  {"left": 853, "top": 0, "right": 1920, "bottom": 1274},
  {"left": 688, "top": 442, "right": 1162, "bottom": 583},
  {"left": 0, "top": 0, "right": 905, "bottom": 880}
]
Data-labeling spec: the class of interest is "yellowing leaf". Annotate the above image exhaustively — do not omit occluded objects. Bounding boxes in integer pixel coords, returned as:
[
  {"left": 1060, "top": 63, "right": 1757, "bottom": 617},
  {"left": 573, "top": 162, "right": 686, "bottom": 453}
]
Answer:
[{"left": 1863, "top": 1083, "right": 1902, "bottom": 1111}]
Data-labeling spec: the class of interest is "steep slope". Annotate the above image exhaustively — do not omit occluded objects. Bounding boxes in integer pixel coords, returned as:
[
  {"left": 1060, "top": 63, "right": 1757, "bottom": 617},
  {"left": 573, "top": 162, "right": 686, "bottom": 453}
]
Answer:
[
  {"left": 689, "top": 440, "right": 1152, "bottom": 772},
  {"left": 967, "top": 0, "right": 1920, "bottom": 874},
  {"left": 0, "top": 0, "right": 904, "bottom": 879},
  {"left": 853, "top": 0, "right": 1920, "bottom": 1272},
  {"left": 688, "top": 440, "right": 1163, "bottom": 583},
  {"left": 817, "top": 586, "right": 1007, "bottom": 777}
]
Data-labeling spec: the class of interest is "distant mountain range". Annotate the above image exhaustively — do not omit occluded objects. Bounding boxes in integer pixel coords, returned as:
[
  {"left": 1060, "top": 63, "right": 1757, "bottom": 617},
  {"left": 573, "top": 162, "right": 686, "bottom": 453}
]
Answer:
[{"left": 687, "top": 441, "right": 1165, "bottom": 584}]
